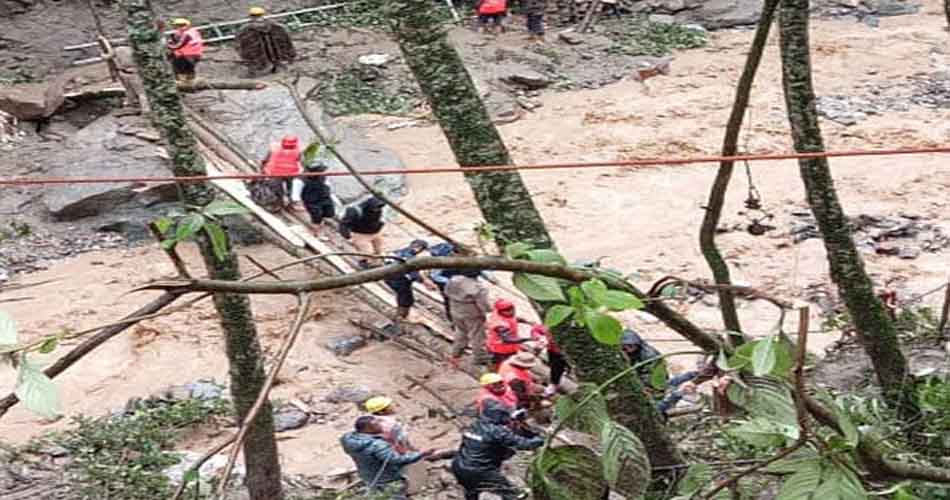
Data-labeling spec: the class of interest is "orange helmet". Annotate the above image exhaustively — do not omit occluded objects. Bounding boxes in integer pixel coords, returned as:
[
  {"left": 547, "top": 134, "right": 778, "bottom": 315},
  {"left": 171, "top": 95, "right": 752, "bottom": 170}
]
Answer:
[{"left": 281, "top": 135, "right": 299, "bottom": 149}]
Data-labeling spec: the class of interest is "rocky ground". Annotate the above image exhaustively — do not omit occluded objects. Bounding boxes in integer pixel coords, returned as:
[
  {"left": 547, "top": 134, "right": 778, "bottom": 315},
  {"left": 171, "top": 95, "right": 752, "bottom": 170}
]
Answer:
[{"left": 2, "top": 0, "right": 950, "bottom": 497}]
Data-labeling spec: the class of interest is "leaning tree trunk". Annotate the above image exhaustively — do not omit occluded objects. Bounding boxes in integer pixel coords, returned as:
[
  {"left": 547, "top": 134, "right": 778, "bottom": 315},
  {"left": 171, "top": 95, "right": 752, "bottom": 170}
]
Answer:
[
  {"left": 777, "top": 0, "right": 914, "bottom": 413},
  {"left": 387, "top": 0, "right": 684, "bottom": 467},
  {"left": 699, "top": 0, "right": 779, "bottom": 336},
  {"left": 125, "top": 2, "right": 284, "bottom": 499}
]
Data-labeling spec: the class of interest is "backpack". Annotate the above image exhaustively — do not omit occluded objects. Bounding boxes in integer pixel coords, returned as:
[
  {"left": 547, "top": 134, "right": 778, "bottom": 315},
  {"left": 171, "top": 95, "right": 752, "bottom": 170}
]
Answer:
[{"left": 246, "top": 178, "right": 285, "bottom": 213}]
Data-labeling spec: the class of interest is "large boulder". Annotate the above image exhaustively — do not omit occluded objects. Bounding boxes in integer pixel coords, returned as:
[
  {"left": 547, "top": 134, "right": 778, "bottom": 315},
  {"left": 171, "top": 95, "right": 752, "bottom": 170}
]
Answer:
[
  {"left": 192, "top": 86, "right": 407, "bottom": 204},
  {"left": 673, "top": 0, "right": 762, "bottom": 28},
  {"left": 42, "top": 114, "right": 173, "bottom": 220},
  {"left": 0, "top": 74, "right": 71, "bottom": 121}
]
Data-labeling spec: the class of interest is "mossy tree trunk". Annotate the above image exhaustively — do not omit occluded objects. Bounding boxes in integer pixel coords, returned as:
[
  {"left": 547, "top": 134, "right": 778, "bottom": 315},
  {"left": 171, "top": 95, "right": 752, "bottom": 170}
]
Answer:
[
  {"left": 778, "top": 0, "right": 914, "bottom": 412},
  {"left": 387, "top": 0, "right": 683, "bottom": 467},
  {"left": 698, "top": 0, "right": 779, "bottom": 336},
  {"left": 125, "top": 2, "right": 284, "bottom": 498}
]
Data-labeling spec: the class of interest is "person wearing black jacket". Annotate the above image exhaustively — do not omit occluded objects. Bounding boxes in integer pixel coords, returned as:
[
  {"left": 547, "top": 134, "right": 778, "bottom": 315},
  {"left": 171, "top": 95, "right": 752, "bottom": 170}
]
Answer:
[
  {"left": 300, "top": 161, "right": 334, "bottom": 236},
  {"left": 451, "top": 401, "right": 543, "bottom": 499},
  {"left": 339, "top": 197, "right": 386, "bottom": 265}
]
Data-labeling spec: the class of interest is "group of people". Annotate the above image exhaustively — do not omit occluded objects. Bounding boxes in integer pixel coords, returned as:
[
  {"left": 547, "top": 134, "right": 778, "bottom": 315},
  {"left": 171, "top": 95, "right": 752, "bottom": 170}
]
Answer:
[
  {"left": 164, "top": 7, "right": 295, "bottom": 84},
  {"left": 475, "top": 0, "right": 548, "bottom": 41}
]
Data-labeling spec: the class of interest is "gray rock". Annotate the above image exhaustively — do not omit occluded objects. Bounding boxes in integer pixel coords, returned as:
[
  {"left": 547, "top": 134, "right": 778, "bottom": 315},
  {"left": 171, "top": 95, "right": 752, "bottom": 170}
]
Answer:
[
  {"left": 195, "top": 87, "right": 407, "bottom": 205},
  {"left": 326, "top": 335, "right": 368, "bottom": 356},
  {"left": 323, "top": 385, "right": 372, "bottom": 404},
  {"left": 0, "top": 83, "right": 46, "bottom": 120},
  {"left": 186, "top": 380, "right": 225, "bottom": 401},
  {"left": 42, "top": 114, "right": 173, "bottom": 220},
  {"left": 649, "top": 14, "right": 677, "bottom": 23},
  {"left": 898, "top": 247, "right": 921, "bottom": 259},
  {"left": 500, "top": 68, "right": 552, "bottom": 89},
  {"left": 861, "top": 0, "right": 920, "bottom": 15},
  {"left": 273, "top": 408, "right": 310, "bottom": 432},
  {"left": 557, "top": 31, "right": 584, "bottom": 45},
  {"left": 673, "top": 0, "right": 762, "bottom": 28},
  {"left": 656, "top": 0, "right": 687, "bottom": 12}
]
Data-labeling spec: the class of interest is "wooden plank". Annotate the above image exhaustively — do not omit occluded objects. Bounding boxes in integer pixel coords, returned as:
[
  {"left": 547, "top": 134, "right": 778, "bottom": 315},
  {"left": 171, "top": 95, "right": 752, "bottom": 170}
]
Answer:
[{"left": 202, "top": 160, "right": 307, "bottom": 247}]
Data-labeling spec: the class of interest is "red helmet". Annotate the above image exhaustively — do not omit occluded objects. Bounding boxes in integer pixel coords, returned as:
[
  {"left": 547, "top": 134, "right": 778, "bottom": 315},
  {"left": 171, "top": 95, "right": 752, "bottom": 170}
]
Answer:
[
  {"left": 281, "top": 135, "right": 299, "bottom": 149},
  {"left": 494, "top": 299, "right": 515, "bottom": 313}
]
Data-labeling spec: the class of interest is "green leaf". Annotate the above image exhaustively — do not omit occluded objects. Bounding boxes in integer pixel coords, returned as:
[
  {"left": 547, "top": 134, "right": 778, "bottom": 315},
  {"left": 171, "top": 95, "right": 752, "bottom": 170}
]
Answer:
[
  {"left": 505, "top": 242, "right": 532, "bottom": 259},
  {"left": 302, "top": 142, "right": 325, "bottom": 166},
  {"left": 153, "top": 216, "right": 173, "bottom": 236},
  {"left": 525, "top": 249, "right": 566, "bottom": 265},
  {"left": 600, "top": 290, "right": 643, "bottom": 311},
  {"left": 202, "top": 200, "right": 249, "bottom": 217},
  {"left": 203, "top": 223, "right": 229, "bottom": 263},
  {"left": 513, "top": 273, "right": 565, "bottom": 302},
  {"left": 815, "top": 390, "right": 859, "bottom": 448},
  {"left": 727, "top": 377, "right": 798, "bottom": 427},
  {"left": 175, "top": 213, "right": 205, "bottom": 242},
  {"left": 775, "top": 459, "right": 822, "bottom": 500},
  {"left": 676, "top": 464, "right": 730, "bottom": 499},
  {"left": 583, "top": 311, "right": 623, "bottom": 345},
  {"left": 813, "top": 463, "right": 866, "bottom": 500},
  {"left": 728, "top": 417, "right": 798, "bottom": 448},
  {"left": 580, "top": 279, "right": 608, "bottom": 304},
  {"left": 567, "top": 286, "right": 586, "bottom": 309},
  {"left": 15, "top": 356, "right": 61, "bottom": 418},
  {"left": 752, "top": 335, "right": 778, "bottom": 377},
  {"left": 600, "top": 420, "right": 651, "bottom": 498},
  {"left": 766, "top": 449, "right": 822, "bottom": 474},
  {"left": 160, "top": 238, "right": 178, "bottom": 250},
  {"left": 38, "top": 337, "right": 58, "bottom": 354},
  {"left": 530, "top": 445, "right": 608, "bottom": 500},
  {"left": 183, "top": 468, "right": 199, "bottom": 484},
  {"left": 0, "top": 311, "right": 17, "bottom": 345},
  {"left": 545, "top": 305, "right": 575, "bottom": 328}
]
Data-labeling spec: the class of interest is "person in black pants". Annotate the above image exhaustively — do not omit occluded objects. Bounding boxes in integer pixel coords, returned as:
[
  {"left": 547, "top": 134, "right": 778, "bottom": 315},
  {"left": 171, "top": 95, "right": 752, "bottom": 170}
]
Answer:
[
  {"left": 451, "top": 401, "right": 543, "bottom": 500},
  {"left": 384, "top": 240, "right": 436, "bottom": 322},
  {"left": 300, "top": 161, "right": 334, "bottom": 237}
]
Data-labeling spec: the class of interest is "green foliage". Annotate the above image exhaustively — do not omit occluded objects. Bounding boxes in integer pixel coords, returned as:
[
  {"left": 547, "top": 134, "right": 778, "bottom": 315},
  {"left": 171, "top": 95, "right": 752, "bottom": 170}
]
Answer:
[
  {"left": 313, "top": 67, "right": 421, "bottom": 117},
  {"left": 583, "top": 310, "right": 623, "bottom": 345},
  {"left": 718, "top": 335, "right": 793, "bottom": 379},
  {"left": 55, "top": 397, "right": 230, "bottom": 500},
  {"left": 649, "top": 358, "right": 669, "bottom": 390},
  {"left": 154, "top": 201, "right": 246, "bottom": 262},
  {"left": 554, "top": 384, "right": 610, "bottom": 435},
  {"left": 203, "top": 222, "right": 230, "bottom": 263},
  {"left": 15, "top": 355, "right": 62, "bottom": 418},
  {"left": 768, "top": 452, "right": 866, "bottom": 500},
  {"left": 530, "top": 445, "right": 608, "bottom": 500},
  {"left": 514, "top": 272, "right": 567, "bottom": 302},
  {"left": 672, "top": 463, "right": 731, "bottom": 500},
  {"left": 600, "top": 421, "right": 651, "bottom": 498},
  {"left": 603, "top": 17, "right": 707, "bottom": 57},
  {"left": 545, "top": 305, "right": 575, "bottom": 328}
]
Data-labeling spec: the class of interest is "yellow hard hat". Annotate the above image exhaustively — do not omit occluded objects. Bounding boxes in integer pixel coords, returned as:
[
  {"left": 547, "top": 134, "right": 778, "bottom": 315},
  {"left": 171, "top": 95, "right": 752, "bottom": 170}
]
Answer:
[
  {"left": 480, "top": 373, "right": 503, "bottom": 386},
  {"left": 249, "top": 7, "right": 266, "bottom": 16},
  {"left": 171, "top": 18, "right": 191, "bottom": 27},
  {"left": 365, "top": 396, "right": 393, "bottom": 414}
]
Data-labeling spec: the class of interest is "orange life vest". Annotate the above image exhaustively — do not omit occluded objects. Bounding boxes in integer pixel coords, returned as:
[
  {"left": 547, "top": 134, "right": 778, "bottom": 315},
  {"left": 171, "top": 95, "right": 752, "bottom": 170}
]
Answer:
[
  {"left": 479, "top": 0, "right": 507, "bottom": 14},
  {"left": 485, "top": 314, "right": 520, "bottom": 355},
  {"left": 498, "top": 360, "right": 536, "bottom": 398},
  {"left": 173, "top": 27, "right": 204, "bottom": 58},
  {"left": 263, "top": 143, "right": 302, "bottom": 176},
  {"left": 476, "top": 386, "right": 518, "bottom": 413}
]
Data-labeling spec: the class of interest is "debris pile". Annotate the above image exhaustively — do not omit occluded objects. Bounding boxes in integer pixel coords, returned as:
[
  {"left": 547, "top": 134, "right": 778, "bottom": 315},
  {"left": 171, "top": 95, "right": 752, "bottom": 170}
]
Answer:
[{"left": 789, "top": 212, "right": 950, "bottom": 259}]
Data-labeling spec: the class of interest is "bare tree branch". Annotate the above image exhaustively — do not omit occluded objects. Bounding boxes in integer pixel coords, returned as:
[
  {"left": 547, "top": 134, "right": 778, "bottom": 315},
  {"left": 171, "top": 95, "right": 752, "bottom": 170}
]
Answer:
[{"left": 169, "top": 433, "right": 237, "bottom": 500}]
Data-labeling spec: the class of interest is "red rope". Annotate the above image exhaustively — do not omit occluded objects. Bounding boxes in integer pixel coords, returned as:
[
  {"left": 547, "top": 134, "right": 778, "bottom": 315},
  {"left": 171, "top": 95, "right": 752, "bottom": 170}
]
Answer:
[{"left": 2, "top": 146, "right": 948, "bottom": 186}]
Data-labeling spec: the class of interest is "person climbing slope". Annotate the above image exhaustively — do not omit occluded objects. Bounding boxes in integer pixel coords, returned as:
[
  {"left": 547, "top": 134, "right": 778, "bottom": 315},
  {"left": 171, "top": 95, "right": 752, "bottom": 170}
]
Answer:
[{"left": 166, "top": 18, "right": 204, "bottom": 84}]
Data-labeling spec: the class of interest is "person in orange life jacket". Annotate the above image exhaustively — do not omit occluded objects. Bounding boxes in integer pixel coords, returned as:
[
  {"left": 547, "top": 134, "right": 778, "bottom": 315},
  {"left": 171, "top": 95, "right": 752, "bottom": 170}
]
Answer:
[
  {"left": 166, "top": 18, "right": 204, "bottom": 83},
  {"left": 364, "top": 396, "right": 414, "bottom": 454},
  {"left": 475, "top": 373, "right": 519, "bottom": 414},
  {"left": 498, "top": 351, "right": 541, "bottom": 410},
  {"left": 476, "top": 0, "right": 507, "bottom": 34},
  {"left": 527, "top": 324, "right": 569, "bottom": 396},
  {"left": 485, "top": 324, "right": 530, "bottom": 369},
  {"left": 261, "top": 135, "right": 303, "bottom": 210}
]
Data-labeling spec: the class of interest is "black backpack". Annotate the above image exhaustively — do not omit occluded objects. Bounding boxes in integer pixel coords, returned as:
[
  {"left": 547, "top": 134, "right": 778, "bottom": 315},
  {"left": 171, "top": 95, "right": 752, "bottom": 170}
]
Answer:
[{"left": 246, "top": 178, "right": 285, "bottom": 213}]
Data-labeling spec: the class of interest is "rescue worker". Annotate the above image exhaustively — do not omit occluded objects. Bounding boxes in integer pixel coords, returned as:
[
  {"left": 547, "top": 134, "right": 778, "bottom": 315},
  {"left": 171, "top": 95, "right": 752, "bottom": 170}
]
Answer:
[
  {"left": 498, "top": 351, "right": 542, "bottom": 410},
  {"left": 261, "top": 135, "right": 303, "bottom": 209},
  {"left": 340, "top": 197, "right": 386, "bottom": 265},
  {"left": 427, "top": 242, "right": 458, "bottom": 320},
  {"left": 341, "top": 416, "right": 434, "bottom": 499},
  {"left": 621, "top": 329, "right": 662, "bottom": 382},
  {"left": 451, "top": 401, "right": 543, "bottom": 500},
  {"left": 476, "top": 0, "right": 507, "bottom": 34},
  {"left": 485, "top": 325, "right": 529, "bottom": 368},
  {"left": 523, "top": 0, "right": 547, "bottom": 43},
  {"left": 384, "top": 240, "right": 437, "bottom": 322},
  {"left": 446, "top": 268, "right": 492, "bottom": 368},
  {"left": 300, "top": 159, "right": 334, "bottom": 237},
  {"left": 235, "top": 7, "right": 296, "bottom": 76},
  {"left": 166, "top": 18, "right": 204, "bottom": 83},
  {"left": 476, "top": 373, "right": 519, "bottom": 413},
  {"left": 365, "top": 396, "right": 413, "bottom": 453},
  {"left": 528, "top": 324, "right": 569, "bottom": 395}
]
